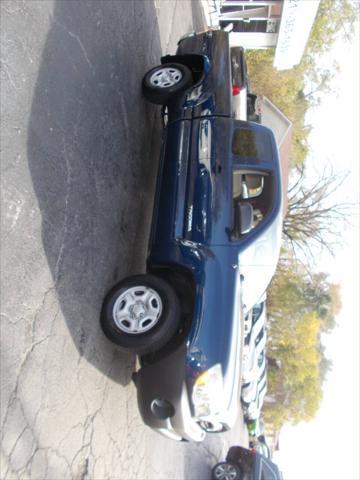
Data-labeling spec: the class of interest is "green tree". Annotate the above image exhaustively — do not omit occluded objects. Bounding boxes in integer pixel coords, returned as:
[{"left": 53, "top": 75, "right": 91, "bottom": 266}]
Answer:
[
  {"left": 265, "top": 312, "right": 324, "bottom": 428},
  {"left": 305, "top": 0, "right": 358, "bottom": 56},
  {"left": 303, "top": 272, "right": 342, "bottom": 332},
  {"left": 245, "top": 50, "right": 309, "bottom": 167},
  {"left": 264, "top": 257, "right": 341, "bottom": 429}
]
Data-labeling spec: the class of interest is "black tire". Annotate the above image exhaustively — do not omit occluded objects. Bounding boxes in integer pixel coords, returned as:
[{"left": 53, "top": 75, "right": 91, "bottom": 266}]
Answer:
[
  {"left": 100, "top": 274, "right": 180, "bottom": 355},
  {"left": 212, "top": 461, "right": 242, "bottom": 480},
  {"left": 142, "top": 63, "right": 193, "bottom": 105}
]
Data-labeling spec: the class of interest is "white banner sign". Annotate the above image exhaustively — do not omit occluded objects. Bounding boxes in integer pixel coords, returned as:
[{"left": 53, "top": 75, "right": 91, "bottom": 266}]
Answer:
[{"left": 273, "top": 0, "right": 320, "bottom": 71}]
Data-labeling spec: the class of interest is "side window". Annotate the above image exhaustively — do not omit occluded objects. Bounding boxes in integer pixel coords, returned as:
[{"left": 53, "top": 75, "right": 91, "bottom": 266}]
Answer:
[
  {"left": 231, "top": 127, "right": 275, "bottom": 240},
  {"left": 231, "top": 169, "right": 273, "bottom": 240},
  {"left": 233, "top": 171, "right": 243, "bottom": 199}
]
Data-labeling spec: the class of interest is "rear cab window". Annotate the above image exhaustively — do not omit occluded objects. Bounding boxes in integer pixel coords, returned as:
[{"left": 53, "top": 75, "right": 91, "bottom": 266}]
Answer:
[{"left": 232, "top": 128, "right": 273, "bottom": 161}]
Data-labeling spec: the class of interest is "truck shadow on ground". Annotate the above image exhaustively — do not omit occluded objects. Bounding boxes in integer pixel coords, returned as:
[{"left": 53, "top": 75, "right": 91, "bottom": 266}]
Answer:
[{"left": 27, "top": 0, "right": 163, "bottom": 385}]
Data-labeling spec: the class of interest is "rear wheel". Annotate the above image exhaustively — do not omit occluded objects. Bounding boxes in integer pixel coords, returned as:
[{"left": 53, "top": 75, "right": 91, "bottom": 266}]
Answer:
[
  {"left": 212, "top": 462, "right": 242, "bottom": 480},
  {"left": 142, "top": 63, "right": 193, "bottom": 105},
  {"left": 101, "top": 274, "right": 180, "bottom": 354}
]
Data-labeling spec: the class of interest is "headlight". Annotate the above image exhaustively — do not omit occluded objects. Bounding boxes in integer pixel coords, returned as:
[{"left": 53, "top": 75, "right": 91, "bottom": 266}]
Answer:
[{"left": 192, "top": 364, "right": 224, "bottom": 418}]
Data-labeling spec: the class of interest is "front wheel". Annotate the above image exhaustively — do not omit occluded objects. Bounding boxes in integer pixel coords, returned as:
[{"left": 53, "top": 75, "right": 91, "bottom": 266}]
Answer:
[
  {"left": 212, "top": 462, "right": 242, "bottom": 480},
  {"left": 142, "top": 63, "right": 193, "bottom": 105},
  {"left": 100, "top": 274, "right": 180, "bottom": 355}
]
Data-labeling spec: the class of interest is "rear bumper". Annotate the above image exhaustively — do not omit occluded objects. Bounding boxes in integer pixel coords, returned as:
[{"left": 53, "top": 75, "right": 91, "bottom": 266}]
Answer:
[{"left": 136, "top": 344, "right": 205, "bottom": 442}]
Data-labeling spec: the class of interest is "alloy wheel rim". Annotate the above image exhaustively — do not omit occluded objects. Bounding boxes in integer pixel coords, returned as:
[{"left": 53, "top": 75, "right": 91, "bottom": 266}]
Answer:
[
  {"left": 149, "top": 67, "right": 183, "bottom": 88},
  {"left": 112, "top": 286, "right": 162, "bottom": 334},
  {"left": 214, "top": 464, "right": 238, "bottom": 480}
]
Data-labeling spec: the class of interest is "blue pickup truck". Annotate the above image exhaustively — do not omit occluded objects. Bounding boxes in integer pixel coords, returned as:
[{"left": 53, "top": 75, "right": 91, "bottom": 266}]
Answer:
[{"left": 101, "top": 30, "right": 283, "bottom": 441}]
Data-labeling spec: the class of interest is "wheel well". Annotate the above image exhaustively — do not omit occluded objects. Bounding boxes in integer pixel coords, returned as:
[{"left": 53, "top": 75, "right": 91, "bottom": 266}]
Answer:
[
  {"left": 141, "top": 264, "right": 196, "bottom": 364},
  {"left": 161, "top": 54, "right": 205, "bottom": 85}
]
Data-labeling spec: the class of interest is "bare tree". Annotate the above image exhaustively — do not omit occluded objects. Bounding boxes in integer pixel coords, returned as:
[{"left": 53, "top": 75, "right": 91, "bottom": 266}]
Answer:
[
  {"left": 282, "top": 167, "right": 354, "bottom": 264},
  {"left": 297, "top": 68, "right": 336, "bottom": 107}
]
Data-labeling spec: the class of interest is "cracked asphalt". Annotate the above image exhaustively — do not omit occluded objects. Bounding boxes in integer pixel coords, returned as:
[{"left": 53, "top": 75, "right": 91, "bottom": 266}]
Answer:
[{"left": 0, "top": 1, "right": 247, "bottom": 479}]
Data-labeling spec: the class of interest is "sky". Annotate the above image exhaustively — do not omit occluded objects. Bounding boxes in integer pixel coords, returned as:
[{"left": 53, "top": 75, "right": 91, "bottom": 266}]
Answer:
[{"left": 273, "top": 19, "right": 360, "bottom": 480}]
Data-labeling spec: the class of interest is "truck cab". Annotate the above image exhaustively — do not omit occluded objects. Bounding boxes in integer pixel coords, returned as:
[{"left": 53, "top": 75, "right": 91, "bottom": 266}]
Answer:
[{"left": 100, "top": 30, "right": 282, "bottom": 441}]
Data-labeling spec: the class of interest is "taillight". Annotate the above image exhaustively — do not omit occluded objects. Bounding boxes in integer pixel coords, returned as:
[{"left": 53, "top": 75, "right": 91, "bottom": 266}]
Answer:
[
  {"left": 232, "top": 85, "right": 241, "bottom": 96},
  {"left": 251, "top": 448, "right": 257, "bottom": 454}
]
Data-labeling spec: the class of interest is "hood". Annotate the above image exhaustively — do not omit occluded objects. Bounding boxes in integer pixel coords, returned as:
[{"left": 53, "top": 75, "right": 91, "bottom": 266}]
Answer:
[
  {"left": 238, "top": 208, "right": 283, "bottom": 312},
  {"left": 186, "top": 246, "right": 244, "bottom": 425}
]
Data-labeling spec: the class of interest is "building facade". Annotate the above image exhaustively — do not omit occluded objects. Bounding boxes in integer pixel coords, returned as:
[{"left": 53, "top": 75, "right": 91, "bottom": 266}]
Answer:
[{"left": 217, "top": 0, "right": 320, "bottom": 70}]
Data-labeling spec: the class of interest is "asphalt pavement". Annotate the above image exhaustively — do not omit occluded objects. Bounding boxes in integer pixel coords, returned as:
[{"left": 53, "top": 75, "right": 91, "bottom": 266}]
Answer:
[{"left": 0, "top": 1, "right": 247, "bottom": 479}]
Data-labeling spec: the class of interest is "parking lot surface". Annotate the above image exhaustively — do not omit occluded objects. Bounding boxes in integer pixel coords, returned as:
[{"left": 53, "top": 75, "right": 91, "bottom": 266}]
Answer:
[{"left": 1, "top": 1, "right": 247, "bottom": 478}]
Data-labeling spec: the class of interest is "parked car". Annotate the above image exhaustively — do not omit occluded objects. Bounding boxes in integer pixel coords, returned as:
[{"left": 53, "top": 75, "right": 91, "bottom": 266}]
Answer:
[
  {"left": 243, "top": 335, "right": 266, "bottom": 382},
  {"left": 246, "top": 417, "right": 264, "bottom": 438},
  {"left": 243, "top": 295, "right": 266, "bottom": 340},
  {"left": 244, "top": 374, "right": 268, "bottom": 421},
  {"left": 241, "top": 350, "right": 266, "bottom": 404},
  {"left": 249, "top": 435, "right": 272, "bottom": 459},
  {"left": 229, "top": 46, "right": 262, "bottom": 124},
  {"left": 230, "top": 46, "right": 249, "bottom": 121},
  {"left": 212, "top": 446, "right": 281, "bottom": 480},
  {"left": 242, "top": 304, "right": 267, "bottom": 384},
  {"left": 246, "top": 419, "right": 271, "bottom": 458},
  {"left": 101, "top": 30, "right": 283, "bottom": 441}
]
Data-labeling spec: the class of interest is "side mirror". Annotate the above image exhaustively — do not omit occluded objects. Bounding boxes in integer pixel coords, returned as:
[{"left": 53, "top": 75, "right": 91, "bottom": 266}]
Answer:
[{"left": 233, "top": 201, "right": 254, "bottom": 237}]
